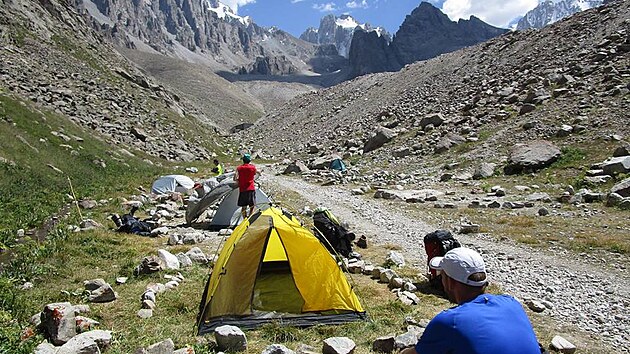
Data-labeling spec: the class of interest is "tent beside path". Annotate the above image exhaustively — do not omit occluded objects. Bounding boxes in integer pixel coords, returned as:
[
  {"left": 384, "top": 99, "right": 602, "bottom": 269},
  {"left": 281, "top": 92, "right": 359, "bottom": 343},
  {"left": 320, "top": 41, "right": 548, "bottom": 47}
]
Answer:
[{"left": 196, "top": 207, "right": 366, "bottom": 333}]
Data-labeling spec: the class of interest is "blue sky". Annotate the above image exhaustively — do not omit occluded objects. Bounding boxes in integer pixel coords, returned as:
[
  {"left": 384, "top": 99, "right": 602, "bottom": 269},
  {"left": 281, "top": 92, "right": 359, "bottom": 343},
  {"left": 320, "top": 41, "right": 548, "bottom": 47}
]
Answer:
[{"left": 226, "top": 0, "right": 541, "bottom": 37}]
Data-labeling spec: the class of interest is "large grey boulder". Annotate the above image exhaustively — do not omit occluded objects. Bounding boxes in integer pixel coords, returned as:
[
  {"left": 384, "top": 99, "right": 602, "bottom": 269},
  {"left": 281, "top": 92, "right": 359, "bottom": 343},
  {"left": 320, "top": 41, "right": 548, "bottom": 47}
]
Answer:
[
  {"left": 34, "top": 342, "right": 57, "bottom": 354},
  {"left": 214, "top": 325, "right": 247, "bottom": 352},
  {"left": 309, "top": 155, "right": 337, "bottom": 170},
  {"left": 504, "top": 140, "right": 561, "bottom": 175},
  {"left": 394, "top": 331, "right": 417, "bottom": 349},
  {"left": 322, "top": 337, "right": 355, "bottom": 354},
  {"left": 385, "top": 251, "right": 405, "bottom": 267},
  {"left": 57, "top": 330, "right": 112, "bottom": 354},
  {"left": 363, "top": 127, "right": 397, "bottom": 153},
  {"left": 84, "top": 279, "right": 117, "bottom": 303},
  {"left": 41, "top": 302, "right": 76, "bottom": 345},
  {"left": 176, "top": 253, "right": 193, "bottom": 268},
  {"left": 186, "top": 247, "right": 208, "bottom": 264},
  {"left": 138, "top": 338, "right": 175, "bottom": 354},
  {"left": 473, "top": 162, "right": 496, "bottom": 179},
  {"left": 434, "top": 133, "right": 465, "bottom": 154},
  {"left": 611, "top": 177, "right": 630, "bottom": 197},
  {"left": 601, "top": 156, "right": 630, "bottom": 175},
  {"left": 157, "top": 249, "right": 180, "bottom": 270},
  {"left": 418, "top": 113, "right": 444, "bottom": 129},
  {"left": 283, "top": 161, "right": 310, "bottom": 175}
]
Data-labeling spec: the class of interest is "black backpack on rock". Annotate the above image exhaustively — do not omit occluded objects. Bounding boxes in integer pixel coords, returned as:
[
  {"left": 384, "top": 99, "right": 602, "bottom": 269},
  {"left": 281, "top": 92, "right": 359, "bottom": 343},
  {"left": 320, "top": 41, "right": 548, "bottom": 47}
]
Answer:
[{"left": 423, "top": 230, "right": 461, "bottom": 288}]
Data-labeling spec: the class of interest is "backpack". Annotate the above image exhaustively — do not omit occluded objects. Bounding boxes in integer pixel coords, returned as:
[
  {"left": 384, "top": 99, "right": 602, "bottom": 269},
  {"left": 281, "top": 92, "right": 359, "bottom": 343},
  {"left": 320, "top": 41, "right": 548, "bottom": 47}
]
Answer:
[
  {"left": 312, "top": 209, "right": 355, "bottom": 257},
  {"left": 423, "top": 230, "right": 461, "bottom": 287},
  {"left": 117, "top": 212, "right": 152, "bottom": 236}
]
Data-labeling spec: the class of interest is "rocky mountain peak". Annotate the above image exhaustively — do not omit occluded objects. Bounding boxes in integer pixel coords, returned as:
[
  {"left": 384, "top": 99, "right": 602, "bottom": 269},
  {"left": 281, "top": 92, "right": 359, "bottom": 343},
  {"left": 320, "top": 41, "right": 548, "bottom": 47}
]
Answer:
[
  {"left": 516, "top": 0, "right": 604, "bottom": 30},
  {"left": 300, "top": 13, "right": 387, "bottom": 58}
]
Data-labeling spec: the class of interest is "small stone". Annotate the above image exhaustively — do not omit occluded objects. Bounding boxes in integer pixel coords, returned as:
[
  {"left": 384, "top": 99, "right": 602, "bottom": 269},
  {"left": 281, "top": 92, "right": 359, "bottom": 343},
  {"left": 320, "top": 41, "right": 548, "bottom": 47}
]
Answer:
[
  {"left": 525, "top": 300, "right": 546, "bottom": 313},
  {"left": 372, "top": 336, "right": 395, "bottom": 353},
  {"left": 214, "top": 325, "right": 247, "bottom": 352},
  {"left": 262, "top": 344, "right": 295, "bottom": 354},
  {"left": 137, "top": 309, "right": 153, "bottom": 319},
  {"left": 550, "top": 335, "right": 576, "bottom": 354},
  {"left": 323, "top": 337, "right": 355, "bottom": 354},
  {"left": 116, "top": 277, "right": 128, "bottom": 284},
  {"left": 538, "top": 207, "right": 549, "bottom": 216}
]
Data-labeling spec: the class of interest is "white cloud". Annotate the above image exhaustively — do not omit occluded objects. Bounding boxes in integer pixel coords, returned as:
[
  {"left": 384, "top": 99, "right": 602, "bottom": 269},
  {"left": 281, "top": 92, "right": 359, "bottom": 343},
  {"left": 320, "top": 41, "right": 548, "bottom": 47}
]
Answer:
[
  {"left": 346, "top": 0, "right": 368, "bottom": 9},
  {"left": 291, "top": 0, "right": 305, "bottom": 3},
  {"left": 441, "top": 0, "right": 538, "bottom": 28},
  {"left": 222, "top": 0, "right": 256, "bottom": 14},
  {"left": 313, "top": 2, "right": 337, "bottom": 11}
]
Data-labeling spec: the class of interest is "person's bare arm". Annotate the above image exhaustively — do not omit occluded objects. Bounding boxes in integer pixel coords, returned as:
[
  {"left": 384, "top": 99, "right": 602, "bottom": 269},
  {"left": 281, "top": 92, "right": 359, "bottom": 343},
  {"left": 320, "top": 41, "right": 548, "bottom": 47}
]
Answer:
[
  {"left": 400, "top": 347, "right": 418, "bottom": 354},
  {"left": 233, "top": 170, "right": 239, "bottom": 181}
]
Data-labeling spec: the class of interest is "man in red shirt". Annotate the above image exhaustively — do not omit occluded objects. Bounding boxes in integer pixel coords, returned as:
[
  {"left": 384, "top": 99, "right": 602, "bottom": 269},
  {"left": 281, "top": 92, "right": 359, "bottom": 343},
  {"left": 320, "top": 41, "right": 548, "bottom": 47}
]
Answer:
[{"left": 234, "top": 153, "right": 259, "bottom": 219}]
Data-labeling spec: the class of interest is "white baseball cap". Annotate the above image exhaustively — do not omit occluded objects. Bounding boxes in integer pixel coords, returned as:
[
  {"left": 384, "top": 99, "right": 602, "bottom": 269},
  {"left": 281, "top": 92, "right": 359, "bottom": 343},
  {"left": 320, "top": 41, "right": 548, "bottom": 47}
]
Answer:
[{"left": 429, "top": 247, "right": 488, "bottom": 287}]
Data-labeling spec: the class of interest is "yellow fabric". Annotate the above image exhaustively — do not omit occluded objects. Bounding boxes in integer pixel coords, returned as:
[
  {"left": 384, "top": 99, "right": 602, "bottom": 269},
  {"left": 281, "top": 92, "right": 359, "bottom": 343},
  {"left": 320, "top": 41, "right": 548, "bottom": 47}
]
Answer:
[
  {"left": 200, "top": 207, "right": 364, "bottom": 323},
  {"left": 263, "top": 230, "right": 288, "bottom": 262}
]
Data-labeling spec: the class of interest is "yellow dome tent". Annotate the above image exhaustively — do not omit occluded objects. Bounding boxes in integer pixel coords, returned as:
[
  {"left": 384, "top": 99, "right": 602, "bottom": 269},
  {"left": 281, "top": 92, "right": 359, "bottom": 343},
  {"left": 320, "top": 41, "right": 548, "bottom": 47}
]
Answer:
[{"left": 197, "top": 207, "right": 366, "bottom": 333}]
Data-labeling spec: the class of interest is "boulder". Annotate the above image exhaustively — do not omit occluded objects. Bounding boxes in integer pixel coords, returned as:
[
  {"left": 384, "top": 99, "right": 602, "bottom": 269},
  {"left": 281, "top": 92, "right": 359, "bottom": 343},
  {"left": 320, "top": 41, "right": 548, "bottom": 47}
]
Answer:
[
  {"left": 173, "top": 348, "right": 195, "bottom": 354},
  {"left": 322, "top": 337, "right": 355, "bottom": 354},
  {"left": 85, "top": 280, "right": 117, "bottom": 303},
  {"left": 186, "top": 247, "right": 208, "bottom": 264},
  {"left": 57, "top": 330, "right": 112, "bottom": 354},
  {"left": 379, "top": 269, "right": 397, "bottom": 284},
  {"left": 176, "top": 253, "right": 193, "bottom": 268},
  {"left": 613, "top": 143, "right": 630, "bottom": 157},
  {"left": 363, "top": 127, "right": 397, "bottom": 153},
  {"left": 134, "top": 256, "right": 163, "bottom": 275},
  {"left": 157, "top": 249, "right": 180, "bottom": 270},
  {"left": 34, "top": 342, "right": 57, "bottom": 354},
  {"left": 504, "top": 140, "right": 561, "bottom": 175},
  {"left": 550, "top": 335, "right": 577, "bottom": 354},
  {"left": 214, "top": 325, "right": 247, "bottom": 352},
  {"left": 262, "top": 344, "right": 295, "bottom": 354},
  {"left": 473, "top": 163, "right": 496, "bottom": 179},
  {"left": 394, "top": 331, "right": 417, "bottom": 349},
  {"left": 434, "top": 133, "right": 466, "bottom": 154},
  {"left": 283, "top": 161, "right": 310, "bottom": 175},
  {"left": 75, "top": 316, "right": 100, "bottom": 333},
  {"left": 385, "top": 251, "right": 405, "bottom": 267},
  {"left": 137, "top": 309, "right": 153, "bottom": 319},
  {"left": 41, "top": 302, "right": 76, "bottom": 345},
  {"left": 372, "top": 336, "right": 395, "bottom": 353},
  {"left": 418, "top": 113, "right": 444, "bottom": 129},
  {"left": 611, "top": 177, "right": 630, "bottom": 197},
  {"left": 142, "top": 338, "right": 175, "bottom": 354},
  {"left": 601, "top": 156, "right": 630, "bottom": 175}
]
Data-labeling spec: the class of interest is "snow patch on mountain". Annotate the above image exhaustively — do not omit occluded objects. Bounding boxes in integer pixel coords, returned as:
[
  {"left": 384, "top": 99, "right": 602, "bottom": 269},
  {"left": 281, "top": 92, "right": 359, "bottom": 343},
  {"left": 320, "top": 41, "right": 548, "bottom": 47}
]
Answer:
[
  {"left": 516, "top": 0, "right": 603, "bottom": 30},
  {"left": 207, "top": 0, "right": 252, "bottom": 26}
]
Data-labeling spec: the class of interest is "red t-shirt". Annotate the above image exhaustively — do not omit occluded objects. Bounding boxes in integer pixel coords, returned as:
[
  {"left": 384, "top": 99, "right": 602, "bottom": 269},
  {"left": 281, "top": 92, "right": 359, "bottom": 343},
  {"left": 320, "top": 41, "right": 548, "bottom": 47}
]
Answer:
[{"left": 236, "top": 163, "right": 257, "bottom": 192}]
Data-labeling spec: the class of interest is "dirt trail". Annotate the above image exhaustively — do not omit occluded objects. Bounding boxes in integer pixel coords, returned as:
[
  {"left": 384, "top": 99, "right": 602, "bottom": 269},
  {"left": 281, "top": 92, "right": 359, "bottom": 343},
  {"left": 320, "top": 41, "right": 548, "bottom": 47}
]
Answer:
[{"left": 261, "top": 171, "right": 630, "bottom": 352}]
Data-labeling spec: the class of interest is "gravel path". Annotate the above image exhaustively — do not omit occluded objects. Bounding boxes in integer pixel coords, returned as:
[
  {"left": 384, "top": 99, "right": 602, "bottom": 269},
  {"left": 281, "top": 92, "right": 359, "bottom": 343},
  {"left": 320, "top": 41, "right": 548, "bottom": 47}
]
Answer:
[{"left": 261, "top": 171, "right": 630, "bottom": 352}]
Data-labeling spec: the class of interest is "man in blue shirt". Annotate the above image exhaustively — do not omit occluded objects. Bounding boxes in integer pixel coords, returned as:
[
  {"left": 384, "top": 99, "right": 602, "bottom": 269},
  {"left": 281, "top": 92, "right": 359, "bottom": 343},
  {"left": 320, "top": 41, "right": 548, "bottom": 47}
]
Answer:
[{"left": 402, "top": 247, "right": 542, "bottom": 354}]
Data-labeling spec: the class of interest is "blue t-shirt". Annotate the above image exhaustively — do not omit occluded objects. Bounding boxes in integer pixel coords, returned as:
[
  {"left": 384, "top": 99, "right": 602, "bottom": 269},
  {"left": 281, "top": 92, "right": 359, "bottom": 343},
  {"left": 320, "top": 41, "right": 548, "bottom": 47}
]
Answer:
[{"left": 415, "top": 294, "right": 541, "bottom": 354}]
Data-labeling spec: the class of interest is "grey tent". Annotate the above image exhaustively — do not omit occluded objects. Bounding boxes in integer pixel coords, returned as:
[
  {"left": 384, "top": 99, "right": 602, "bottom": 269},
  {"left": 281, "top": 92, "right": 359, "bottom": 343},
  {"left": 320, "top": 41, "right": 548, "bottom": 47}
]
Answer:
[
  {"left": 208, "top": 187, "right": 271, "bottom": 230},
  {"left": 186, "top": 174, "right": 236, "bottom": 224},
  {"left": 152, "top": 175, "right": 195, "bottom": 195}
]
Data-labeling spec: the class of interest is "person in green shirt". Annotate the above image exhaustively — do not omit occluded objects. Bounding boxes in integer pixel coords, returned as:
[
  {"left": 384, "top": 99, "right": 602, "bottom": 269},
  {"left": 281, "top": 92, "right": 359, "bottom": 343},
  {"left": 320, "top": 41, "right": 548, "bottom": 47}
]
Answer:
[{"left": 211, "top": 159, "right": 224, "bottom": 176}]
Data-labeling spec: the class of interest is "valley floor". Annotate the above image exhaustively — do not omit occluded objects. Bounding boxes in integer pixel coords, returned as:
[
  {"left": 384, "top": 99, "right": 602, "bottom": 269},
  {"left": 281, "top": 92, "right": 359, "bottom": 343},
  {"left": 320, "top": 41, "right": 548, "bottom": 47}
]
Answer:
[{"left": 260, "top": 168, "right": 630, "bottom": 353}]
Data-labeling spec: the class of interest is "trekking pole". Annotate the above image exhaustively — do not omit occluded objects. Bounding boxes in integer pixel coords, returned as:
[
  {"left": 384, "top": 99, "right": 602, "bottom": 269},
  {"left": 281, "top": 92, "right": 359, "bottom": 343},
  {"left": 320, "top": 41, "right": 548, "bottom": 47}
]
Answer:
[{"left": 67, "top": 177, "right": 83, "bottom": 221}]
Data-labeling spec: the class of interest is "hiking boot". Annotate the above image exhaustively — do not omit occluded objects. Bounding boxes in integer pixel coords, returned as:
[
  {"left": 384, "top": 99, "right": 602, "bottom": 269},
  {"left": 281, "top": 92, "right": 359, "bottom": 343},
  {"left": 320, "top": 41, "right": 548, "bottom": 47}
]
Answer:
[{"left": 111, "top": 214, "right": 122, "bottom": 228}]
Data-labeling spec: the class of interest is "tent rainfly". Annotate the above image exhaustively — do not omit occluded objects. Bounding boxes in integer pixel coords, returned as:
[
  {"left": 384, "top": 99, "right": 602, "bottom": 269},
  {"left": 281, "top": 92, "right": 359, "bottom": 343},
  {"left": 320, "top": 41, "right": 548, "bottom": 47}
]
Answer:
[
  {"left": 196, "top": 207, "right": 367, "bottom": 333},
  {"left": 208, "top": 188, "right": 271, "bottom": 230},
  {"left": 151, "top": 175, "right": 195, "bottom": 195}
]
